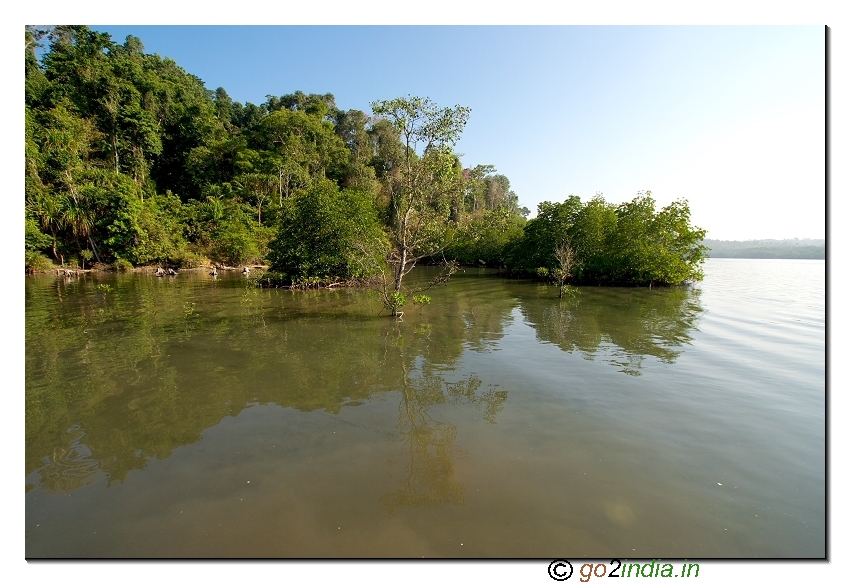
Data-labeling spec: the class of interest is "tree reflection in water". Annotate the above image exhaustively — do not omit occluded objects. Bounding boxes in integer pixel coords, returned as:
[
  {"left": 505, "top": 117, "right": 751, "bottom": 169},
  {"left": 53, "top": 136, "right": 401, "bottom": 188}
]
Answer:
[
  {"left": 26, "top": 270, "right": 700, "bottom": 499},
  {"left": 380, "top": 370, "right": 507, "bottom": 516},
  {"left": 520, "top": 285, "right": 704, "bottom": 375}
]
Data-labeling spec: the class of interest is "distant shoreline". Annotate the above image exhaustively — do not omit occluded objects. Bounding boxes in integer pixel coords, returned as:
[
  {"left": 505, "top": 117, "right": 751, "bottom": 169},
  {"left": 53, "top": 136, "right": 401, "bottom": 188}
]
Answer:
[{"left": 704, "top": 239, "right": 825, "bottom": 260}]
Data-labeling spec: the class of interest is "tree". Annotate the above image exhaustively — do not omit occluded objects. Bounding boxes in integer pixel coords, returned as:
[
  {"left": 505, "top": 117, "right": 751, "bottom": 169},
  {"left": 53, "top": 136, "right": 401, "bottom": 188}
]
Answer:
[
  {"left": 254, "top": 108, "right": 350, "bottom": 186},
  {"left": 334, "top": 108, "right": 378, "bottom": 190},
  {"left": 266, "top": 91, "right": 337, "bottom": 120},
  {"left": 182, "top": 192, "right": 266, "bottom": 265},
  {"left": 267, "top": 179, "right": 388, "bottom": 284},
  {"left": 504, "top": 196, "right": 583, "bottom": 274},
  {"left": 213, "top": 87, "right": 234, "bottom": 130},
  {"left": 234, "top": 173, "right": 275, "bottom": 225},
  {"left": 553, "top": 241, "right": 577, "bottom": 298},
  {"left": 370, "top": 96, "right": 471, "bottom": 291},
  {"left": 444, "top": 207, "right": 525, "bottom": 267},
  {"left": 25, "top": 27, "right": 51, "bottom": 106},
  {"left": 33, "top": 102, "right": 104, "bottom": 263},
  {"left": 609, "top": 193, "right": 707, "bottom": 286},
  {"left": 461, "top": 164, "right": 495, "bottom": 216},
  {"left": 567, "top": 195, "right": 618, "bottom": 283},
  {"left": 505, "top": 192, "right": 707, "bottom": 286}
]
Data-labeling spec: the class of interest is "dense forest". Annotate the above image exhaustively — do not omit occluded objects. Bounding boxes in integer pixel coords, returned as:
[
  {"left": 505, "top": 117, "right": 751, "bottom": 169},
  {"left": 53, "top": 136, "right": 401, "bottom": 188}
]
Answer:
[{"left": 24, "top": 25, "right": 708, "bottom": 295}]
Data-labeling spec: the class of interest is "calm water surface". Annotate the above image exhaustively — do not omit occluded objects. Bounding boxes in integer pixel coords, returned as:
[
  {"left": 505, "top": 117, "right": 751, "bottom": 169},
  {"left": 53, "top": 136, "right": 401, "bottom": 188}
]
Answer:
[{"left": 25, "top": 259, "right": 825, "bottom": 557}]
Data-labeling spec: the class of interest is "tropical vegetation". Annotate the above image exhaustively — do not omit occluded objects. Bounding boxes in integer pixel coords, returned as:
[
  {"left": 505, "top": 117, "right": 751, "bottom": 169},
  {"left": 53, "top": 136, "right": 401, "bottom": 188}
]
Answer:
[{"left": 25, "top": 25, "right": 707, "bottom": 291}]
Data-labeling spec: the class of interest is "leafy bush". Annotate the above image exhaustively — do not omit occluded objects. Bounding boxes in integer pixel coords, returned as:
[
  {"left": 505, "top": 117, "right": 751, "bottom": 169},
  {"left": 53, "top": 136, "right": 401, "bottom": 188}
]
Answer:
[
  {"left": 113, "top": 258, "right": 133, "bottom": 272},
  {"left": 267, "top": 179, "right": 389, "bottom": 283},
  {"left": 183, "top": 195, "right": 266, "bottom": 266},
  {"left": 25, "top": 250, "right": 53, "bottom": 272},
  {"left": 506, "top": 193, "right": 707, "bottom": 286},
  {"left": 79, "top": 250, "right": 94, "bottom": 269},
  {"left": 128, "top": 192, "right": 187, "bottom": 265},
  {"left": 25, "top": 216, "right": 53, "bottom": 253},
  {"left": 169, "top": 249, "right": 206, "bottom": 269},
  {"left": 412, "top": 294, "right": 431, "bottom": 312}
]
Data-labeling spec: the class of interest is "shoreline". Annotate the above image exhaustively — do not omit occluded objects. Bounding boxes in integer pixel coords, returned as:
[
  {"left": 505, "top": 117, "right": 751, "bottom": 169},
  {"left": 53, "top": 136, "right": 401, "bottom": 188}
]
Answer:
[{"left": 28, "top": 263, "right": 270, "bottom": 276}]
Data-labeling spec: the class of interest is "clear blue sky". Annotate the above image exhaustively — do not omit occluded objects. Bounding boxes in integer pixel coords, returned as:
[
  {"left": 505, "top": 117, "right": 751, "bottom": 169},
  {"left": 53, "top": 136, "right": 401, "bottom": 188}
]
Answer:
[{"left": 85, "top": 24, "right": 825, "bottom": 241}]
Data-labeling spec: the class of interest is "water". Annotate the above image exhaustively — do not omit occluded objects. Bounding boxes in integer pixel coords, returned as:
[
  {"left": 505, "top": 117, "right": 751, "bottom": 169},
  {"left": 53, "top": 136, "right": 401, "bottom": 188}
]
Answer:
[{"left": 24, "top": 259, "right": 825, "bottom": 557}]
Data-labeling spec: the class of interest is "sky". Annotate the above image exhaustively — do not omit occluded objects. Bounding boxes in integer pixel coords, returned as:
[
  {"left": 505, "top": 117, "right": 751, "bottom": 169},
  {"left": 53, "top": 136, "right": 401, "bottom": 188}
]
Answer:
[{"left": 74, "top": 24, "right": 827, "bottom": 241}]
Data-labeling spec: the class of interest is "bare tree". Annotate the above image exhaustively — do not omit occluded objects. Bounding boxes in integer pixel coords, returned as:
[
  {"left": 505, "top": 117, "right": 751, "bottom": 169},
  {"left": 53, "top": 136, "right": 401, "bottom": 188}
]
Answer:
[{"left": 554, "top": 240, "right": 578, "bottom": 298}]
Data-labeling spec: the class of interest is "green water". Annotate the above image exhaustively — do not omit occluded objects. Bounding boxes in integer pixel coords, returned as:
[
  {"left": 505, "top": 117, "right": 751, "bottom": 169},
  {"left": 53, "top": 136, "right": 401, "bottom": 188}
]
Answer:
[{"left": 25, "top": 259, "right": 825, "bottom": 557}]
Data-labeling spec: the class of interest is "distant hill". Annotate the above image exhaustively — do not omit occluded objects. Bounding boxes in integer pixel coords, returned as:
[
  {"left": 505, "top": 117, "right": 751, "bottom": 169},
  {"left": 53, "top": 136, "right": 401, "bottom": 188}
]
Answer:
[{"left": 704, "top": 239, "right": 825, "bottom": 259}]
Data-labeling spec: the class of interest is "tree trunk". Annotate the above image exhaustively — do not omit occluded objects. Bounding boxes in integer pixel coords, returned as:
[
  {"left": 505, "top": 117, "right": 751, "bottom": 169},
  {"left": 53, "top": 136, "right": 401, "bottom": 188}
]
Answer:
[
  {"left": 50, "top": 228, "right": 58, "bottom": 261},
  {"left": 113, "top": 135, "right": 120, "bottom": 175},
  {"left": 88, "top": 236, "right": 101, "bottom": 263},
  {"left": 394, "top": 248, "right": 407, "bottom": 291}
]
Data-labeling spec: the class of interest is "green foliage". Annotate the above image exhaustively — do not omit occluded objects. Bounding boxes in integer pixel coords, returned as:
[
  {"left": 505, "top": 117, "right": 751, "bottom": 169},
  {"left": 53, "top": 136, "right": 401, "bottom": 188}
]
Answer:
[
  {"left": 334, "top": 109, "right": 379, "bottom": 191},
  {"left": 256, "top": 271, "right": 291, "bottom": 288},
  {"left": 253, "top": 108, "right": 350, "bottom": 185},
  {"left": 371, "top": 96, "right": 470, "bottom": 290},
  {"left": 25, "top": 216, "right": 53, "bottom": 252},
  {"left": 386, "top": 292, "right": 407, "bottom": 315},
  {"left": 412, "top": 294, "right": 432, "bottom": 313},
  {"left": 26, "top": 29, "right": 524, "bottom": 280},
  {"left": 113, "top": 258, "right": 133, "bottom": 271},
  {"left": 461, "top": 165, "right": 525, "bottom": 218},
  {"left": 267, "top": 179, "right": 389, "bottom": 283},
  {"left": 32, "top": 26, "right": 704, "bottom": 296},
  {"left": 412, "top": 295, "right": 431, "bottom": 306},
  {"left": 505, "top": 192, "right": 706, "bottom": 286},
  {"left": 79, "top": 249, "right": 93, "bottom": 268},
  {"left": 96, "top": 283, "right": 113, "bottom": 293},
  {"left": 505, "top": 196, "right": 583, "bottom": 273},
  {"left": 602, "top": 195, "right": 707, "bottom": 285},
  {"left": 25, "top": 250, "right": 54, "bottom": 272},
  {"left": 183, "top": 194, "right": 268, "bottom": 265},
  {"left": 444, "top": 207, "right": 525, "bottom": 266},
  {"left": 168, "top": 249, "right": 205, "bottom": 269},
  {"left": 567, "top": 196, "right": 618, "bottom": 280},
  {"left": 214, "top": 215, "right": 264, "bottom": 266},
  {"left": 130, "top": 192, "right": 187, "bottom": 265}
]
